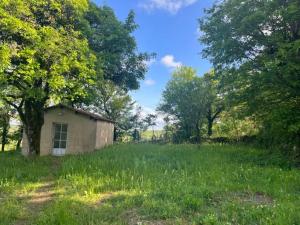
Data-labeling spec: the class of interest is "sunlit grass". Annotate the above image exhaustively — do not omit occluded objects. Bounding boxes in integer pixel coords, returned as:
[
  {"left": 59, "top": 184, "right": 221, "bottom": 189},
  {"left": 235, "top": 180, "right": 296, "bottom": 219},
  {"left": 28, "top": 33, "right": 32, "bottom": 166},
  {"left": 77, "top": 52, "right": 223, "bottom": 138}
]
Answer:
[
  {"left": 141, "top": 130, "right": 164, "bottom": 140},
  {"left": 0, "top": 144, "right": 299, "bottom": 225}
]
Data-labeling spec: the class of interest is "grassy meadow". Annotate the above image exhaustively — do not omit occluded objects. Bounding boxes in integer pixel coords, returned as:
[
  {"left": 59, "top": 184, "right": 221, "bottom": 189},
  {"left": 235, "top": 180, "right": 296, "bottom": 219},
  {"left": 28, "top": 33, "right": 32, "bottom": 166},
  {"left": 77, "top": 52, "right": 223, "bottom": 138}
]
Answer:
[
  {"left": 0, "top": 144, "right": 299, "bottom": 225},
  {"left": 141, "top": 130, "right": 164, "bottom": 140}
]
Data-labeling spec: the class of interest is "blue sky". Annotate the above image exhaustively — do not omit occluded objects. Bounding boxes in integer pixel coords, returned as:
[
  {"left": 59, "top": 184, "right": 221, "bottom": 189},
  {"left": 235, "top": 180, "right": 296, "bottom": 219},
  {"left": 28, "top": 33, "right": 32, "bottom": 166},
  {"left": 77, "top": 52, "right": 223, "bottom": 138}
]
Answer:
[{"left": 93, "top": 0, "right": 214, "bottom": 127}]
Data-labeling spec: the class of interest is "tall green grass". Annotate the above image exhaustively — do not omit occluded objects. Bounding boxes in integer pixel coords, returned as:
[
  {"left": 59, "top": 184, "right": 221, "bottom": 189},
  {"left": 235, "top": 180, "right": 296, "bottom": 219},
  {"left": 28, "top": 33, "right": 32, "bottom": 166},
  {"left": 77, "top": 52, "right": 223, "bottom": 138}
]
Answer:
[{"left": 0, "top": 144, "right": 299, "bottom": 225}]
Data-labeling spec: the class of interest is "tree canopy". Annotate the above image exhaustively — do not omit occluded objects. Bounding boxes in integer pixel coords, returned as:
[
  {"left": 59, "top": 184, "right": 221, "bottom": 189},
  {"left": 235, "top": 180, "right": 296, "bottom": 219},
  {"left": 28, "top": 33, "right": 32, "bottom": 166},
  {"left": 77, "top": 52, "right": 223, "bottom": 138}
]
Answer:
[
  {"left": 158, "top": 67, "right": 210, "bottom": 143},
  {"left": 78, "top": 4, "right": 153, "bottom": 91},
  {"left": 0, "top": 0, "right": 96, "bottom": 154},
  {"left": 0, "top": 0, "right": 150, "bottom": 155},
  {"left": 199, "top": 0, "right": 300, "bottom": 152}
]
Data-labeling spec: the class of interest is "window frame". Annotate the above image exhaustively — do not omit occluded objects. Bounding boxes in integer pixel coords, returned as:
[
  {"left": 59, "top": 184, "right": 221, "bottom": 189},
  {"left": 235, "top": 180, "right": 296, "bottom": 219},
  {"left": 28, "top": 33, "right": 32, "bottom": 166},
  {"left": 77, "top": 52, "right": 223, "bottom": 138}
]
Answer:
[{"left": 53, "top": 123, "right": 68, "bottom": 149}]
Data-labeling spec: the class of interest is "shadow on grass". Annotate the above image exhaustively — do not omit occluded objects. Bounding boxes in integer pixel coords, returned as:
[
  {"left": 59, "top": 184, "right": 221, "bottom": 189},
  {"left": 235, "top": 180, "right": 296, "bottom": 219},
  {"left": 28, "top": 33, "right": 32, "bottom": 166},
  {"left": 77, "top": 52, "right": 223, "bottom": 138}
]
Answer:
[
  {"left": 30, "top": 192, "right": 188, "bottom": 225},
  {"left": 204, "top": 144, "right": 297, "bottom": 169}
]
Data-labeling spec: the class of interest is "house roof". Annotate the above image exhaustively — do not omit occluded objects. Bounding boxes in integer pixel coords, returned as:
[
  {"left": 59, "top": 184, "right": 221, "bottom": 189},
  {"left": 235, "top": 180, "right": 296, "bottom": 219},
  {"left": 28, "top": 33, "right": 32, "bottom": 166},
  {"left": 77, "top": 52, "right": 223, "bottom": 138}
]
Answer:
[{"left": 45, "top": 104, "right": 115, "bottom": 123}]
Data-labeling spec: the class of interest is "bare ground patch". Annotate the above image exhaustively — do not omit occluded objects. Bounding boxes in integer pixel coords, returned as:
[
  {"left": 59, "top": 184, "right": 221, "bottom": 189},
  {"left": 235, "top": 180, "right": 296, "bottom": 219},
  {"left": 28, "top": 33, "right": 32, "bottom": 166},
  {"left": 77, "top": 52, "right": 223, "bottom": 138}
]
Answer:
[
  {"left": 124, "top": 209, "right": 175, "bottom": 225},
  {"left": 96, "top": 192, "right": 117, "bottom": 206},
  {"left": 14, "top": 158, "right": 62, "bottom": 225},
  {"left": 212, "top": 191, "right": 273, "bottom": 205}
]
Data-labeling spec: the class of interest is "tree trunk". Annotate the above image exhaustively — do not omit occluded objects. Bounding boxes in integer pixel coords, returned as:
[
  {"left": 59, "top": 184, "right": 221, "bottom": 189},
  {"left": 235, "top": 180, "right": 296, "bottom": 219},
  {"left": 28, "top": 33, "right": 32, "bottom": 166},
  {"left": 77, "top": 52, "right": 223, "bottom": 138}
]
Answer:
[
  {"left": 1, "top": 121, "right": 9, "bottom": 152},
  {"left": 152, "top": 128, "right": 155, "bottom": 142},
  {"left": 207, "top": 107, "right": 213, "bottom": 137},
  {"left": 207, "top": 105, "right": 223, "bottom": 137},
  {"left": 207, "top": 118, "right": 213, "bottom": 137},
  {"left": 16, "top": 125, "right": 23, "bottom": 151},
  {"left": 133, "top": 129, "right": 140, "bottom": 142},
  {"left": 195, "top": 121, "right": 201, "bottom": 144},
  {"left": 23, "top": 100, "right": 45, "bottom": 156},
  {"left": 25, "top": 126, "right": 42, "bottom": 155},
  {"left": 113, "top": 127, "right": 118, "bottom": 142},
  {"left": 16, "top": 137, "right": 22, "bottom": 151},
  {"left": 185, "top": 124, "right": 192, "bottom": 141},
  {"left": 1, "top": 132, "right": 5, "bottom": 152}
]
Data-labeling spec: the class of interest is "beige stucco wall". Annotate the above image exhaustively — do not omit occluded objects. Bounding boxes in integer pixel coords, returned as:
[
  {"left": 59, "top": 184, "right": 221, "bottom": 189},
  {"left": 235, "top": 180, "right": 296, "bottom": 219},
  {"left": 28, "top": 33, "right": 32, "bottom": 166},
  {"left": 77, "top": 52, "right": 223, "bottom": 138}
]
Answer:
[
  {"left": 22, "top": 107, "right": 114, "bottom": 156},
  {"left": 95, "top": 121, "right": 114, "bottom": 149}
]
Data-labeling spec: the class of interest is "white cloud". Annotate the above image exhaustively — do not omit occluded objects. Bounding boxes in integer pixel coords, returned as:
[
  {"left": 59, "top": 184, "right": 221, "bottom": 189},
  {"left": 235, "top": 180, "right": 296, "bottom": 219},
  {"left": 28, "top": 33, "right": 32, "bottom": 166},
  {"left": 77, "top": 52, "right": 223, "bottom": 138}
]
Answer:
[
  {"left": 161, "top": 54, "right": 182, "bottom": 68},
  {"left": 140, "top": 0, "right": 198, "bottom": 14},
  {"left": 144, "top": 79, "right": 156, "bottom": 86}
]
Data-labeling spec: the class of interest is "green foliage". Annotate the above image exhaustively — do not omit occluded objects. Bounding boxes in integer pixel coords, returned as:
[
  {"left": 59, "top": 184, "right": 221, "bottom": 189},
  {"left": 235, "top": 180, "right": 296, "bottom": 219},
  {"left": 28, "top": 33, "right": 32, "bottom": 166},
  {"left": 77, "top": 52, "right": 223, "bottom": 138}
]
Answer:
[
  {"left": 0, "top": 102, "right": 10, "bottom": 151},
  {"left": 213, "top": 108, "right": 258, "bottom": 140},
  {"left": 0, "top": 0, "right": 96, "bottom": 154},
  {"left": 0, "top": 16, "right": 95, "bottom": 101},
  {"left": 78, "top": 80, "right": 137, "bottom": 140},
  {"left": 0, "top": 144, "right": 299, "bottom": 224},
  {"left": 79, "top": 4, "right": 153, "bottom": 91},
  {"left": 143, "top": 114, "right": 157, "bottom": 129},
  {"left": 158, "top": 66, "right": 210, "bottom": 143},
  {"left": 203, "top": 70, "right": 224, "bottom": 137},
  {"left": 143, "top": 114, "right": 158, "bottom": 140},
  {"left": 199, "top": 0, "right": 300, "bottom": 154}
]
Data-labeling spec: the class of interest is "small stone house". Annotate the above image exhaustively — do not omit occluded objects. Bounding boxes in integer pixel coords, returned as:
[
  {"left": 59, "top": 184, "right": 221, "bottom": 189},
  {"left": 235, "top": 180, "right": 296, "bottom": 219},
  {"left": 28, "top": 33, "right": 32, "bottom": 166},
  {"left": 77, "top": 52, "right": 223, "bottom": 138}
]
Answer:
[{"left": 22, "top": 105, "right": 114, "bottom": 156}]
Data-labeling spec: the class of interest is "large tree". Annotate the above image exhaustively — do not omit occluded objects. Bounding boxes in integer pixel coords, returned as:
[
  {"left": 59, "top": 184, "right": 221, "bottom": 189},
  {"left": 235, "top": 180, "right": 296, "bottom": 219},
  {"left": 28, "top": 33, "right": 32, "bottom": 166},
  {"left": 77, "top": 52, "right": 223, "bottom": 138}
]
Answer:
[
  {"left": 203, "top": 70, "right": 223, "bottom": 137},
  {"left": 199, "top": 0, "right": 300, "bottom": 150},
  {"left": 0, "top": 102, "right": 11, "bottom": 152},
  {"left": 78, "top": 4, "right": 152, "bottom": 91},
  {"left": 78, "top": 80, "right": 136, "bottom": 141},
  {"left": 0, "top": 0, "right": 96, "bottom": 155},
  {"left": 158, "top": 67, "right": 209, "bottom": 143},
  {"left": 72, "top": 4, "right": 153, "bottom": 141},
  {"left": 1, "top": 1, "right": 151, "bottom": 155}
]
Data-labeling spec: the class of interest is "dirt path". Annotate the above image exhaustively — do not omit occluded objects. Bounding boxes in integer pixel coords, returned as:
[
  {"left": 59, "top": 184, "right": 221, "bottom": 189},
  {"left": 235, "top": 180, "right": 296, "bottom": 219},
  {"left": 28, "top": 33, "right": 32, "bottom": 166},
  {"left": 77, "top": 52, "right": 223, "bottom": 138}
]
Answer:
[{"left": 14, "top": 158, "right": 61, "bottom": 225}]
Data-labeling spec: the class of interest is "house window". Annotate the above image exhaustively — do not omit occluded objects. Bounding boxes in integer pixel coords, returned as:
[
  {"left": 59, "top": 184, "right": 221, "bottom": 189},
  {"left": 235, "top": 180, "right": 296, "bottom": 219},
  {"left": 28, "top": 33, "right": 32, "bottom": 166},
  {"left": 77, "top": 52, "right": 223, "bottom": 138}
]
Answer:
[{"left": 53, "top": 123, "right": 68, "bottom": 149}]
